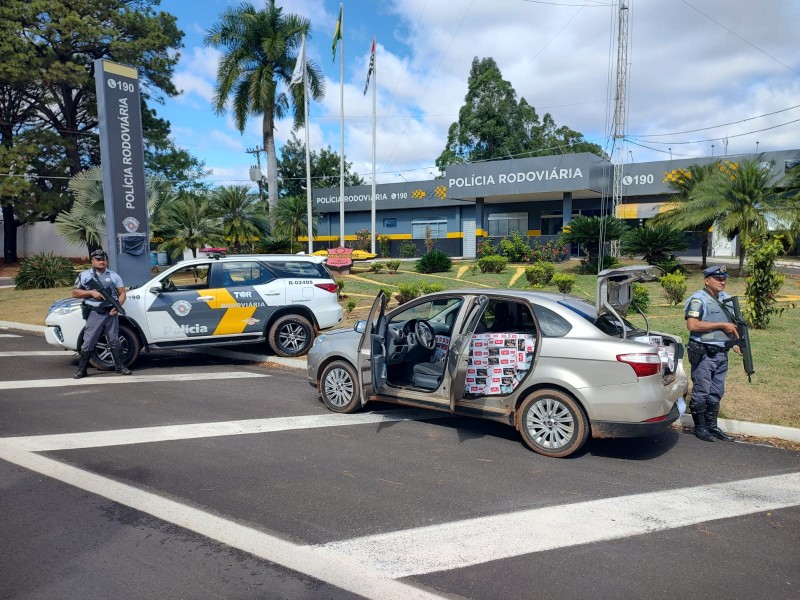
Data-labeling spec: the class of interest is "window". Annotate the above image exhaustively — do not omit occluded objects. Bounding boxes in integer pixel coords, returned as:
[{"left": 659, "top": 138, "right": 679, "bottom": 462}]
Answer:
[
  {"left": 412, "top": 218, "right": 447, "bottom": 239},
  {"left": 540, "top": 211, "right": 564, "bottom": 236},
  {"left": 221, "top": 262, "right": 274, "bottom": 286},
  {"left": 160, "top": 264, "right": 210, "bottom": 291},
  {"left": 265, "top": 261, "right": 327, "bottom": 279},
  {"left": 488, "top": 212, "right": 527, "bottom": 237},
  {"left": 383, "top": 217, "right": 397, "bottom": 228}
]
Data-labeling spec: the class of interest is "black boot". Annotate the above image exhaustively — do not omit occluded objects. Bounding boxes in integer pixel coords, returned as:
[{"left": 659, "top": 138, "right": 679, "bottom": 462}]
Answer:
[
  {"left": 689, "top": 401, "right": 715, "bottom": 442},
  {"left": 73, "top": 351, "right": 91, "bottom": 379},
  {"left": 705, "top": 404, "right": 734, "bottom": 441},
  {"left": 110, "top": 347, "right": 132, "bottom": 375}
]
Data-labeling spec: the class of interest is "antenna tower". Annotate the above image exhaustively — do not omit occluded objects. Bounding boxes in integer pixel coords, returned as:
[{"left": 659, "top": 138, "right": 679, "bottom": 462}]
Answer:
[{"left": 609, "top": 1, "right": 630, "bottom": 257}]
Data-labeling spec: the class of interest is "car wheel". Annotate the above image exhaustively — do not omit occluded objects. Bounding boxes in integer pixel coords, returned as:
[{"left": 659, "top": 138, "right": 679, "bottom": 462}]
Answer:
[
  {"left": 90, "top": 324, "right": 142, "bottom": 371},
  {"left": 319, "top": 360, "right": 361, "bottom": 413},
  {"left": 269, "top": 314, "right": 314, "bottom": 357},
  {"left": 517, "top": 389, "right": 589, "bottom": 458}
]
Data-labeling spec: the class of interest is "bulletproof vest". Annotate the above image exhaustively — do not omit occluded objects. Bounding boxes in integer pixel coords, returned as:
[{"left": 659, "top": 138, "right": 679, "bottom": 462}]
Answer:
[{"left": 690, "top": 291, "right": 732, "bottom": 346}]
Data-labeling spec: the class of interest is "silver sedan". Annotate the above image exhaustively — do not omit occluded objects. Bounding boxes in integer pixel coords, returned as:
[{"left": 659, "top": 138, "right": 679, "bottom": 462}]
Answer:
[{"left": 307, "top": 266, "right": 688, "bottom": 458}]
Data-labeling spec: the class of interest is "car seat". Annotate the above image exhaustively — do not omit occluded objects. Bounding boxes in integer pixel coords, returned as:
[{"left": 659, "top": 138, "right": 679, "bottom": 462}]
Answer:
[{"left": 412, "top": 361, "right": 445, "bottom": 390}]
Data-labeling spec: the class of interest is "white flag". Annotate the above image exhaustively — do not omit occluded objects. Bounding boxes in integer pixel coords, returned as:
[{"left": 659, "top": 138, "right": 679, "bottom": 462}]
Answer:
[{"left": 290, "top": 36, "right": 306, "bottom": 87}]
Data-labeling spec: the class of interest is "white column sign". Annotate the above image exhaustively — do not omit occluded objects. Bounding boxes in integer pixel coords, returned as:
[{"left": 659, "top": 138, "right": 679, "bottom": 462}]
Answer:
[{"left": 94, "top": 59, "right": 151, "bottom": 284}]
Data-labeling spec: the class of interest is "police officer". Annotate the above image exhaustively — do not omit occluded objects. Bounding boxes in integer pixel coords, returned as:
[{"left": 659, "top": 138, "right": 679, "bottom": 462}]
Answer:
[
  {"left": 71, "top": 249, "right": 132, "bottom": 378},
  {"left": 684, "top": 265, "right": 740, "bottom": 442}
]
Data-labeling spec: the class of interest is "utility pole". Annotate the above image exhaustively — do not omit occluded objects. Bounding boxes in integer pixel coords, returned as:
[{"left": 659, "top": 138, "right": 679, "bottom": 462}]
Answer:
[
  {"left": 246, "top": 146, "right": 267, "bottom": 205},
  {"left": 609, "top": 0, "right": 630, "bottom": 261}
]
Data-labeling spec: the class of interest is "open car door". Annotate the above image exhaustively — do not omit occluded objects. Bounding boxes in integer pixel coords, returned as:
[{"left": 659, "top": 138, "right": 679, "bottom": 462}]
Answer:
[
  {"left": 596, "top": 265, "right": 663, "bottom": 339},
  {"left": 357, "top": 291, "right": 388, "bottom": 406},
  {"left": 447, "top": 295, "right": 488, "bottom": 411}
]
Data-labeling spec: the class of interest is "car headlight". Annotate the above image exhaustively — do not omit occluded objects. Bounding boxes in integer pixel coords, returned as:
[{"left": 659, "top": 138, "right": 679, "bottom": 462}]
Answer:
[
  {"left": 313, "top": 333, "right": 328, "bottom": 346},
  {"left": 50, "top": 304, "right": 82, "bottom": 316}
]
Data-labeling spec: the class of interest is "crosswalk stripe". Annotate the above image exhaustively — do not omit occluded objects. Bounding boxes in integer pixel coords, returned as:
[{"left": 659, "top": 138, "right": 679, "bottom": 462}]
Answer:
[
  {"left": 3, "top": 409, "right": 450, "bottom": 451},
  {"left": 0, "top": 371, "right": 269, "bottom": 391},
  {"left": 0, "top": 443, "right": 447, "bottom": 600},
  {"left": 0, "top": 334, "right": 22, "bottom": 338},
  {"left": 315, "top": 472, "right": 800, "bottom": 578},
  {"left": 0, "top": 351, "right": 70, "bottom": 355}
]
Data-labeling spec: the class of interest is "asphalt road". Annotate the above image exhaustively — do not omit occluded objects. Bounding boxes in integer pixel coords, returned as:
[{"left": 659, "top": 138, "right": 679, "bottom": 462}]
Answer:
[{"left": 1, "top": 329, "right": 799, "bottom": 600}]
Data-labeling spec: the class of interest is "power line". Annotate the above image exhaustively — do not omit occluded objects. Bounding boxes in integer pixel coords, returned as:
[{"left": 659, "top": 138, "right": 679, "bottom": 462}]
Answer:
[
  {"left": 628, "top": 117, "right": 800, "bottom": 146},
  {"left": 628, "top": 104, "right": 800, "bottom": 138}
]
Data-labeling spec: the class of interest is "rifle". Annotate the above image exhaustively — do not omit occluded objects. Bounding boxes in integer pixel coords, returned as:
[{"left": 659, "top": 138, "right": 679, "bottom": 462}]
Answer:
[
  {"left": 84, "top": 275, "right": 126, "bottom": 316},
  {"left": 722, "top": 296, "right": 754, "bottom": 382}
]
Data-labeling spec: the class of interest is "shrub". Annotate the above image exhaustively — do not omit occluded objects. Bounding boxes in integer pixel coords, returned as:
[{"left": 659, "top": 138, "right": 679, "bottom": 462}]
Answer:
[
  {"left": 354, "top": 228, "right": 371, "bottom": 251},
  {"left": 660, "top": 272, "right": 687, "bottom": 306},
  {"left": 385, "top": 259, "right": 400, "bottom": 273},
  {"left": 530, "top": 237, "right": 570, "bottom": 263},
  {"left": 631, "top": 283, "right": 650, "bottom": 313},
  {"left": 620, "top": 224, "right": 688, "bottom": 264},
  {"left": 377, "top": 234, "right": 392, "bottom": 258},
  {"left": 552, "top": 273, "right": 575, "bottom": 294},
  {"left": 399, "top": 240, "right": 417, "bottom": 258},
  {"left": 369, "top": 262, "right": 385, "bottom": 273},
  {"left": 524, "top": 261, "right": 555, "bottom": 286},
  {"left": 345, "top": 298, "right": 357, "bottom": 314},
  {"left": 562, "top": 216, "right": 628, "bottom": 265},
  {"left": 477, "top": 238, "right": 497, "bottom": 258},
  {"left": 414, "top": 249, "right": 452, "bottom": 274},
  {"left": 335, "top": 277, "right": 345, "bottom": 299},
  {"left": 395, "top": 282, "right": 420, "bottom": 305},
  {"left": 468, "top": 264, "right": 479, "bottom": 276},
  {"left": 379, "top": 287, "right": 395, "bottom": 302},
  {"left": 14, "top": 253, "right": 76, "bottom": 290},
  {"left": 499, "top": 230, "right": 531, "bottom": 262},
  {"left": 477, "top": 255, "right": 507, "bottom": 273},
  {"left": 745, "top": 236, "right": 788, "bottom": 329},
  {"left": 256, "top": 236, "right": 292, "bottom": 254},
  {"left": 419, "top": 280, "right": 445, "bottom": 294}
]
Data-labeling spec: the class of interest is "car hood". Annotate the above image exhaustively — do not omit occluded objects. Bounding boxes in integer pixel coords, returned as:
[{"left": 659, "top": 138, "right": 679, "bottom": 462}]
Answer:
[{"left": 48, "top": 297, "right": 80, "bottom": 313}]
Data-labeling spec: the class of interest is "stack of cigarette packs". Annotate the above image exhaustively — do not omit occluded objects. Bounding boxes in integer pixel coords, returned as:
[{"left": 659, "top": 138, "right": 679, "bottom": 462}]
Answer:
[{"left": 464, "top": 333, "right": 536, "bottom": 396}]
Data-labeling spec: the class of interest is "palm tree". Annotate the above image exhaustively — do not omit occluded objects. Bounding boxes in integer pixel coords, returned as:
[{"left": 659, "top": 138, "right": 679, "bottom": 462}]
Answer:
[
  {"left": 56, "top": 166, "right": 179, "bottom": 254},
  {"left": 155, "top": 193, "right": 224, "bottom": 259},
  {"left": 561, "top": 215, "right": 628, "bottom": 272},
  {"left": 675, "top": 157, "right": 799, "bottom": 274},
  {"left": 620, "top": 223, "right": 688, "bottom": 265},
  {"left": 205, "top": 1, "right": 325, "bottom": 226},
  {"left": 652, "top": 162, "right": 721, "bottom": 269},
  {"left": 210, "top": 185, "right": 269, "bottom": 253},
  {"left": 272, "top": 195, "right": 318, "bottom": 253}
]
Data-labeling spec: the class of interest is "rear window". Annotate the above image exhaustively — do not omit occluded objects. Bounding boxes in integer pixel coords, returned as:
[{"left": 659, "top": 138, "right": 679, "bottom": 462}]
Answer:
[
  {"left": 265, "top": 261, "right": 328, "bottom": 279},
  {"left": 531, "top": 305, "right": 572, "bottom": 337}
]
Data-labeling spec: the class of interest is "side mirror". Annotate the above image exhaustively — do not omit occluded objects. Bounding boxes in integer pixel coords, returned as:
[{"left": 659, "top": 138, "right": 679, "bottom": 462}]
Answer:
[
  {"left": 354, "top": 320, "right": 367, "bottom": 334},
  {"left": 148, "top": 285, "right": 163, "bottom": 294}
]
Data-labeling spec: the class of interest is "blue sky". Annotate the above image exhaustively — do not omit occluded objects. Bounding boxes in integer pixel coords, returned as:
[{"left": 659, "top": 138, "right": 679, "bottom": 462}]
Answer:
[{"left": 156, "top": 0, "right": 800, "bottom": 189}]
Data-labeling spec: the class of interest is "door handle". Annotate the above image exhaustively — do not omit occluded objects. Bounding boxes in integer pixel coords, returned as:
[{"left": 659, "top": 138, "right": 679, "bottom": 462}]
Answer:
[
  {"left": 262, "top": 291, "right": 281, "bottom": 296},
  {"left": 197, "top": 296, "right": 214, "bottom": 301}
]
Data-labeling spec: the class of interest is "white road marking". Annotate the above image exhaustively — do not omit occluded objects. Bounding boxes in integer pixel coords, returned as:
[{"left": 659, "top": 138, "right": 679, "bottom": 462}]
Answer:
[
  {"left": 0, "top": 371, "right": 269, "bottom": 390},
  {"left": 0, "top": 350, "right": 70, "bottom": 355},
  {"left": 316, "top": 472, "right": 800, "bottom": 578},
  {"left": 0, "top": 443, "right": 446, "bottom": 600},
  {"left": 4, "top": 410, "right": 451, "bottom": 451},
  {"left": 0, "top": 334, "right": 22, "bottom": 338}
]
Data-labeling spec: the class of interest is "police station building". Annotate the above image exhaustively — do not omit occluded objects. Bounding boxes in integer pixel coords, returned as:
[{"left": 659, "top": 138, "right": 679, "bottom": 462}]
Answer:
[{"left": 310, "top": 149, "right": 800, "bottom": 258}]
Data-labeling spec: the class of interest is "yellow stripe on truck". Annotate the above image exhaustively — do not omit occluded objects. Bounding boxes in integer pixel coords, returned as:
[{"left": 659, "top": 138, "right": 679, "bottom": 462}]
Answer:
[{"left": 198, "top": 289, "right": 258, "bottom": 335}]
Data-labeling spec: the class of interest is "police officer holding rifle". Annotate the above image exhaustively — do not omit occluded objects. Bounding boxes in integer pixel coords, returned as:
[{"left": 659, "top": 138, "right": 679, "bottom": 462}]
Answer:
[
  {"left": 684, "top": 265, "right": 743, "bottom": 442},
  {"left": 71, "top": 249, "right": 132, "bottom": 378}
]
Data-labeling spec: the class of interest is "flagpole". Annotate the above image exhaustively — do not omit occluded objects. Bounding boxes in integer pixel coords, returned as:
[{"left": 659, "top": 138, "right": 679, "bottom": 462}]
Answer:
[
  {"left": 370, "top": 35, "right": 377, "bottom": 255},
  {"left": 302, "top": 34, "right": 313, "bottom": 255},
  {"left": 338, "top": 3, "right": 345, "bottom": 247}
]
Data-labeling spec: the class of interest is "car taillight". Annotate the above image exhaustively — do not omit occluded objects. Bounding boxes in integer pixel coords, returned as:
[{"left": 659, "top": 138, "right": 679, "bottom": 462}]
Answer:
[
  {"left": 616, "top": 353, "right": 662, "bottom": 377},
  {"left": 315, "top": 283, "right": 338, "bottom": 294}
]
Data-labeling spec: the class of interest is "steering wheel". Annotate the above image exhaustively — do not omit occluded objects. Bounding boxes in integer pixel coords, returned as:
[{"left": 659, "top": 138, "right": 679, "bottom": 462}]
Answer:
[{"left": 415, "top": 320, "right": 436, "bottom": 350}]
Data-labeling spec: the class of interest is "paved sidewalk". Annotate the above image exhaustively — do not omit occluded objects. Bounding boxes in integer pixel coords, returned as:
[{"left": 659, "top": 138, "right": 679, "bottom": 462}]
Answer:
[{"left": 3, "top": 320, "right": 798, "bottom": 444}]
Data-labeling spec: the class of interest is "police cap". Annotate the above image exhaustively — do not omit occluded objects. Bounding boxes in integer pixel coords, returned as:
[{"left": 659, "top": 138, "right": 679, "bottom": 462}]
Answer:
[
  {"left": 703, "top": 265, "right": 728, "bottom": 279},
  {"left": 90, "top": 249, "right": 108, "bottom": 260}
]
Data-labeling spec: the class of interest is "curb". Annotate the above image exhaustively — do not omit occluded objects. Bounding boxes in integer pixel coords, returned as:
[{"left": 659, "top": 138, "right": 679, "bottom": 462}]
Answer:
[{"left": 3, "top": 321, "right": 798, "bottom": 444}]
